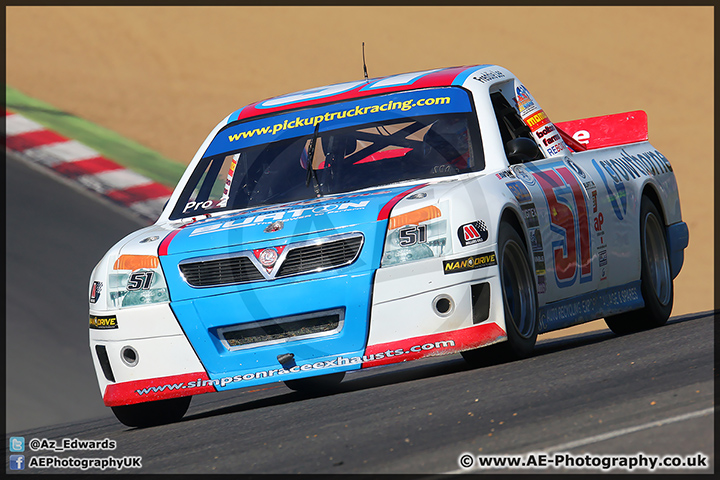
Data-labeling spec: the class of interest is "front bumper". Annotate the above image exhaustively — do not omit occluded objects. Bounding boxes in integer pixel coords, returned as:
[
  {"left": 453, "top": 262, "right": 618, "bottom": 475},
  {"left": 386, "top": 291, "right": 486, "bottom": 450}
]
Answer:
[{"left": 90, "top": 256, "right": 509, "bottom": 407}]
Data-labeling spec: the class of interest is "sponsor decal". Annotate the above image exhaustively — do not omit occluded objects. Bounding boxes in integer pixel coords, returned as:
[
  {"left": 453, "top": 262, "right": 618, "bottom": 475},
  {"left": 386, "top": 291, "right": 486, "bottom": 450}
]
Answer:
[
  {"left": 511, "top": 164, "right": 536, "bottom": 186},
  {"left": 514, "top": 84, "right": 564, "bottom": 157},
  {"left": 496, "top": 169, "right": 514, "bottom": 180},
  {"left": 537, "top": 274, "right": 547, "bottom": 294},
  {"left": 564, "top": 157, "right": 587, "bottom": 179},
  {"left": 597, "top": 149, "right": 673, "bottom": 183},
  {"left": 103, "top": 372, "right": 216, "bottom": 406},
  {"left": 89, "top": 281, "right": 103, "bottom": 304},
  {"left": 599, "top": 249, "right": 608, "bottom": 280},
  {"left": 458, "top": 221, "right": 489, "bottom": 247},
  {"left": 542, "top": 134, "right": 560, "bottom": 146},
  {"left": 206, "top": 88, "right": 474, "bottom": 157},
  {"left": 89, "top": 315, "right": 118, "bottom": 330},
  {"left": 598, "top": 249, "right": 608, "bottom": 267},
  {"left": 525, "top": 110, "right": 549, "bottom": 131},
  {"left": 592, "top": 158, "right": 628, "bottom": 221},
  {"left": 515, "top": 85, "right": 537, "bottom": 114},
  {"left": 473, "top": 70, "right": 506, "bottom": 83},
  {"left": 533, "top": 251, "right": 546, "bottom": 275},
  {"left": 539, "top": 282, "right": 643, "bottom": 332},
  {"left": 189, "top": 200, "right": 370, "bottom": 237},
  {"left": 363, "top": 322, "right": 506, "bottom": 367},
  {"left": 594, "top": 212, "right": 605, "bottom": 233},
  {"left": 443, "top": 252, "right": 497, "bottom": 274},
  {"left": 530, "top": 228, "right": 543, "bottom": 252},
  {"left": 535, "top": 125, "right": 554, "bottom": 139},
  {"left": 521, "top": 203, "right": 540, "bottom": 228},
  {"left": 506, "top": 180, "right": 532, "bottom": 204}
]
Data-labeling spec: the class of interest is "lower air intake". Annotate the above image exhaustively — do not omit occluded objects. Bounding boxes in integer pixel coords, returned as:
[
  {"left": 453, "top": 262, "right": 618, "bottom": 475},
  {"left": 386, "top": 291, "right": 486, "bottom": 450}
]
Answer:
[{"left": 217, "top": 308, "right": 345, "bottom": 351}]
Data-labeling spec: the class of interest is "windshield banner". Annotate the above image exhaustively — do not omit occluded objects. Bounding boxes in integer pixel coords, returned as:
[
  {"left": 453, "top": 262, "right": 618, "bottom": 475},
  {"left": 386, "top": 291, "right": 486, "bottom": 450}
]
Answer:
[{"left": 204, "top": 87, "right": 474, "bottom": 158}]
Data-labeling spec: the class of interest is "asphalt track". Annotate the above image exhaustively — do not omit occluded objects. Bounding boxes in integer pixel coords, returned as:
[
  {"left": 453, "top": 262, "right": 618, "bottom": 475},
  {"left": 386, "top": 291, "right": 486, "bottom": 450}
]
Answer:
[{"left": 5, "top": 154, "right": 715, "bottom": 474}]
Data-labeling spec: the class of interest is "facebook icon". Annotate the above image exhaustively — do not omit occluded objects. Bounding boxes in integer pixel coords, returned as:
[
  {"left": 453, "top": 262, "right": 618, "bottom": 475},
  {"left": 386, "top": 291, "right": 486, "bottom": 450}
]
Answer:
[{"left": 9, "top": 454, "right": 25, "bottom": 470}]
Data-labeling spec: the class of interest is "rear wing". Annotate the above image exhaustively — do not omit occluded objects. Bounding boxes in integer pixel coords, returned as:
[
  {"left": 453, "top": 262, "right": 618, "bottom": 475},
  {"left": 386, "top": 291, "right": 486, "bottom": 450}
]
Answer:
[{"left": 555, "top": 110, "right": 648, "bottom": 152}]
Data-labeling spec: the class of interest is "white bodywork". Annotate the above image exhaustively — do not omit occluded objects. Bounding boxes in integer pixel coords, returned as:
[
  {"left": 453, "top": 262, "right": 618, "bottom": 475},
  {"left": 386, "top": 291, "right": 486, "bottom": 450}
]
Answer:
[{"left": 88, "top": 65, "right": 686, "bottom": 407}]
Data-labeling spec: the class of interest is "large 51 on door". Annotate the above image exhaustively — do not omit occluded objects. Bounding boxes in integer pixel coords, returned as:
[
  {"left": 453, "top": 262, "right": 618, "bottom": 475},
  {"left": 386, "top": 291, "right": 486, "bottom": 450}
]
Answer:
[{"left": 532, "top": 166, "right": 592, "bottom": 288}]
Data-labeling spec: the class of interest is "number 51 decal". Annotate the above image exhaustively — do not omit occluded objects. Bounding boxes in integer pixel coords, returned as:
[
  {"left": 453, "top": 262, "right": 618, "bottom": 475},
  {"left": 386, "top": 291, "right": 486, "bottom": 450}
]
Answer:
[
  {"left": 533, "top": 166, "right": 592, "bottom": 287},
  {"left": 127, "top": 271, "right": 154, "bottom": 291}
]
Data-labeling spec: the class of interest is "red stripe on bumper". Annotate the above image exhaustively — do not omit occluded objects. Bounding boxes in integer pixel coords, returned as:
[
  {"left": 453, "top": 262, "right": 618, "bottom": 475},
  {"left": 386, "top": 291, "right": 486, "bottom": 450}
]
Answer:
[
  {"left": 362, "top": 322, "right": 506, "bottom": 368},
  {"left": 103, "top": 372, "right": 216, "bottom": 406}
]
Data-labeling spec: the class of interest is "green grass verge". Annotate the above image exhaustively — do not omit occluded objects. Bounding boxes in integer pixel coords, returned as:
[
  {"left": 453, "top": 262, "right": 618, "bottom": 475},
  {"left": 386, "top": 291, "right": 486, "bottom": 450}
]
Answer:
[{"left": 6, "top": 85, "right": 186, "bottom": 188}]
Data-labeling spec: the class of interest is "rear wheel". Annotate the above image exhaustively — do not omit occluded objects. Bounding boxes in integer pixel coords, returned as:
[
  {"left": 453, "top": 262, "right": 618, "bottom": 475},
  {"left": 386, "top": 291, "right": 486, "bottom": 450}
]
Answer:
[
  {"left": 605, "top": 196, "right": 673, "bottom": 334},
  {"left": 462, "top": 222, "right": 538, "bottom": 366},
  {"left": 284, "top": 372, "right": 345, "bottom": 393},
  {"left": 111, "top": 396, "right": 192, "bottom": 428}
]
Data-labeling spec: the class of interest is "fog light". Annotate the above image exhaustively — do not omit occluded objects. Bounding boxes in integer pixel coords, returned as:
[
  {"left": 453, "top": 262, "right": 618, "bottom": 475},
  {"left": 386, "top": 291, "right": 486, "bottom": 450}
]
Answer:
[
  {"left": 433, "top": 294, "right": 454, "bottom": 317},
  {"left": 121, "top": 346, "right": 139, "bottom": 367}
]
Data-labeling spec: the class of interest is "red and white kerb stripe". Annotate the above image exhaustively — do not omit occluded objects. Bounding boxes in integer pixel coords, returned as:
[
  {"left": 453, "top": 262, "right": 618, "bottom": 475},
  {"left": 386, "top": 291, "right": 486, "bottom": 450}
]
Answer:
[{"left": 5, "top": 110, "right": 173, "bottom": 222}]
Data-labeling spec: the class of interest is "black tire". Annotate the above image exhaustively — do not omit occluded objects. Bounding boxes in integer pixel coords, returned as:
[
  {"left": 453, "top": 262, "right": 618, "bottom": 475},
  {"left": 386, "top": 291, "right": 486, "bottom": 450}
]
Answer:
[
  {"left": 284, "top": 372, "right": 345, "bottom": 393},
  {"left": 605, "top": 196, "right": 673, "bottom": 334},
  {"left": 462, "top": 222, "right": 538, "bottom": 366},
  {"left": 111, "top": 396, "right": 192, "bottom": 428}
]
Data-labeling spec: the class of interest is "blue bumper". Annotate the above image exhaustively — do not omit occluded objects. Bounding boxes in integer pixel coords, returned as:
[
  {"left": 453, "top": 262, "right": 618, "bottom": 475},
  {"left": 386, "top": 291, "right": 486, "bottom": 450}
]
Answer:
[{"left": 169, "top": 270, "right": 373, "bottom": 388}]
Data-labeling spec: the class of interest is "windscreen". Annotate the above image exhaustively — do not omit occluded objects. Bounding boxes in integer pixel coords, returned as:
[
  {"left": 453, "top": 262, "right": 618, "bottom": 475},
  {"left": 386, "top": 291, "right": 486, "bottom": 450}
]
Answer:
[{"left": 171, "top": 87, "right": 483, "bottom": 220}]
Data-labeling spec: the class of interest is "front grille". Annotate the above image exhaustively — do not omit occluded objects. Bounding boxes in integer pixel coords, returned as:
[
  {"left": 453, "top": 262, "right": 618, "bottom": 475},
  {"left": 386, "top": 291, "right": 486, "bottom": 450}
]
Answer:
[
  {"left": 277, "top": 236, "right": 363, "bottom": 277},
  {"left": 180, "top": 256, "right": 264, "bottom": 287},
  {"left": 218, "top": 309, "right": 344, "bottom": 350},
  {"left": 178, "top": 232, "right": 364, "bottom": 288}
]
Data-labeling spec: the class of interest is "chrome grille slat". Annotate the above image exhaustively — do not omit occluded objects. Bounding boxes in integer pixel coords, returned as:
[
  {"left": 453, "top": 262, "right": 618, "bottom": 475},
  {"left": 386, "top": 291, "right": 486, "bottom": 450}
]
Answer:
[
  {"left": 277, "top": 237, "right": 363, "bottom": 277},
  {"left": 180, "top": 257, "right": 264, "bottom": 287},
  {"left": 178, "top": 232, "right": 364, "bottom": 287}
]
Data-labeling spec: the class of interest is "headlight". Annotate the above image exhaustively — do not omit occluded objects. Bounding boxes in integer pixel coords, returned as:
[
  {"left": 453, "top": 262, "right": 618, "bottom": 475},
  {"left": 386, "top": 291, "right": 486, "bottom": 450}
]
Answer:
[
  {"left": 381, "top": 204, "right": 452, "bottom": 266},
  {"left": 108, "top": 254, "right": 170, "bottom": 308}
]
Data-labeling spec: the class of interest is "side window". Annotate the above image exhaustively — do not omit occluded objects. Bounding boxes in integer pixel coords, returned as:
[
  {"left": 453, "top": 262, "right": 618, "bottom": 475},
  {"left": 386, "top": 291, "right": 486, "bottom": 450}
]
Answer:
[
  {"left": 490, "top": 92, "right": 541, "bottom": 164},
  {"left": 490, "top": 92, "right": 533, "bottom": 144}
]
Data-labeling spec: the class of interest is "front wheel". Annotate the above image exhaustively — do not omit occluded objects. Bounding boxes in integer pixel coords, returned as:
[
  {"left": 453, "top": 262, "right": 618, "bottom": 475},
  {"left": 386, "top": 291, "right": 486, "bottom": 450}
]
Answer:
[
  {"left": 462, "top": 222, "right": 538, "bottom": 366},
  {"left": 605, "top": 196, "right": 673, "bottom": 334},
  {"left": 111, "top": 396, "right": 192, "bottom": 428}
]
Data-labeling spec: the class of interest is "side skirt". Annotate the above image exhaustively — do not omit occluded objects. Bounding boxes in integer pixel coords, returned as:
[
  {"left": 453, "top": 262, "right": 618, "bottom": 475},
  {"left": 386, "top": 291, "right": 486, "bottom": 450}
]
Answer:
[{"left": 539, "top": 281, "right": 644, "bottom": 333}]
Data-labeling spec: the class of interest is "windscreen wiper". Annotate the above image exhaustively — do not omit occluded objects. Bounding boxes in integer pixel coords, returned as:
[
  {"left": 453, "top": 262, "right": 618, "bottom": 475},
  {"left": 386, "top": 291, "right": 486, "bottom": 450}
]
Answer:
[{"left": 305, "top": 122, "right": 322, "bottom": 196}]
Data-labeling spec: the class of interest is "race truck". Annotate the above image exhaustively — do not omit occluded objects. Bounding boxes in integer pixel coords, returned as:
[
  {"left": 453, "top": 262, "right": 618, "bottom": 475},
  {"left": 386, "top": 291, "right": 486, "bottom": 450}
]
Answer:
[{"left": 88, "top": 64, "right": 688, "bottom": 427}]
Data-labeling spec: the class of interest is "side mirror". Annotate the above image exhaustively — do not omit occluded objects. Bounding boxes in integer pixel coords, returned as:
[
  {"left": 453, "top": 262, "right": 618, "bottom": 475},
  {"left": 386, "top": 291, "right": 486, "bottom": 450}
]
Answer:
[{"left": 506, "top": 137, "right": 541, "bottom": 164}]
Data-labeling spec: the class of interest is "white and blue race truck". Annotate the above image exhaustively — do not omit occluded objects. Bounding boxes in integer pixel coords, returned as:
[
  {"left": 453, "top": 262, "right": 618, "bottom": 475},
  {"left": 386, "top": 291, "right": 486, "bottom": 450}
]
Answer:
[{"left": 88, "top": 65, "right": 688, "bottom": 426}]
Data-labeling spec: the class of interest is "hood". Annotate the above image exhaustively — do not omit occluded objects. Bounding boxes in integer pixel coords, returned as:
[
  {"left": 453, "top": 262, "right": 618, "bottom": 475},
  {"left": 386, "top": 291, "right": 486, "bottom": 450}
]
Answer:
[{"left": 159, "top": 185, "right": 423, "bottom": 256}]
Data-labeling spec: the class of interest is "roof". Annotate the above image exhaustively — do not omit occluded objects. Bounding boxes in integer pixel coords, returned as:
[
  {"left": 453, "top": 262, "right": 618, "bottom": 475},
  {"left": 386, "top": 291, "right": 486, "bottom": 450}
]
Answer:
[{"left": 226, "top": 64, "right": 495, "bottom": 124}]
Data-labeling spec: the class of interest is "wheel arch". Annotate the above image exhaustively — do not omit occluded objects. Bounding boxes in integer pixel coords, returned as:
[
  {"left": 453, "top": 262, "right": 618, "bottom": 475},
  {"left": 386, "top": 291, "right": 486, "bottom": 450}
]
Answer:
[
  {"left": 499, "top": 205, "right": 529, "bottom": 253},
  {"left": 641, "top": 182, "right": 667, "bottom": 226}
]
